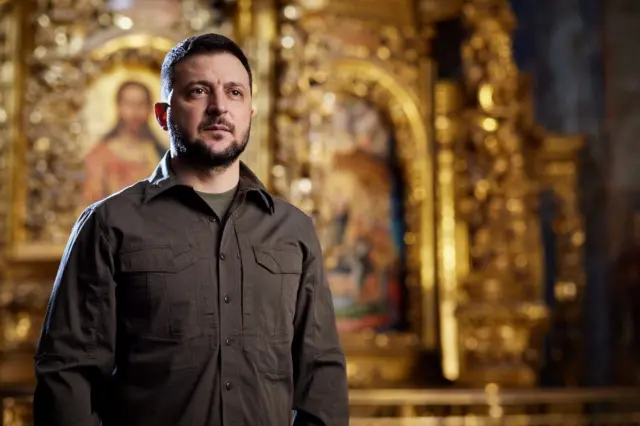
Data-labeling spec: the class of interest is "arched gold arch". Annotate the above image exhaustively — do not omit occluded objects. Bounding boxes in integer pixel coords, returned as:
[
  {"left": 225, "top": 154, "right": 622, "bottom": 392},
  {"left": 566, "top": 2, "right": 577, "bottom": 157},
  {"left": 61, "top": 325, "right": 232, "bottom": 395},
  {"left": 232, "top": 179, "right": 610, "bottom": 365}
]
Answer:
[
  {"left": 88, "top": 33, "right": 176, "bottom": 62},
  {"left": 322, "top": 58, "right": 436, "bottom": 346}
]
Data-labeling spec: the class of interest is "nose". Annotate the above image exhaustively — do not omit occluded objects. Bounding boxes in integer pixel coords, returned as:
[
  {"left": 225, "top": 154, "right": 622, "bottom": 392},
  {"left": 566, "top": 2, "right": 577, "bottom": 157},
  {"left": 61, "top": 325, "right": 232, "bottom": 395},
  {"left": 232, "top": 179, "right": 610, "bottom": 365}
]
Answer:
[{"left": 206, "top": 86, "right": 228, "bottom": 115}]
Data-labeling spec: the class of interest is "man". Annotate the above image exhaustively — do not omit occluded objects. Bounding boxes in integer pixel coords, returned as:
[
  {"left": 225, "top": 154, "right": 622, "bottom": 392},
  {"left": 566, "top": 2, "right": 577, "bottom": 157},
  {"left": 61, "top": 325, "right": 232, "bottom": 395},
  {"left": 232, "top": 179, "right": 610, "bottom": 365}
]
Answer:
[{"left": 33, "top": 33, "right": 349, "bottom": 426}]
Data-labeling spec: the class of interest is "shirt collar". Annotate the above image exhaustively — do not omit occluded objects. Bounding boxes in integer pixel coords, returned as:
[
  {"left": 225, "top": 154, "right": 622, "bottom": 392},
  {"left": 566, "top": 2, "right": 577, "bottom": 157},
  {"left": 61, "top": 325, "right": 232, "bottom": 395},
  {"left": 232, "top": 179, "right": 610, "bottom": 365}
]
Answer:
[{"left": 144, "top": 151, "right": 275, "bottom": 214}]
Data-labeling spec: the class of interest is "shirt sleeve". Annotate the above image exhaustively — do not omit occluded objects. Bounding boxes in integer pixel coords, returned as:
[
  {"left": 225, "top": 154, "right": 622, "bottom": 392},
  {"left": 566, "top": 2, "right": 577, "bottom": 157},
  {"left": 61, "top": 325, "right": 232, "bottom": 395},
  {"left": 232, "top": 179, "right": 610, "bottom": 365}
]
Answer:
[
  {"left": 291, "top": 215, "right": 349, "bottom": 426},
  {"left": 33, "top": 206, "right": 117, "bottom": 426}
]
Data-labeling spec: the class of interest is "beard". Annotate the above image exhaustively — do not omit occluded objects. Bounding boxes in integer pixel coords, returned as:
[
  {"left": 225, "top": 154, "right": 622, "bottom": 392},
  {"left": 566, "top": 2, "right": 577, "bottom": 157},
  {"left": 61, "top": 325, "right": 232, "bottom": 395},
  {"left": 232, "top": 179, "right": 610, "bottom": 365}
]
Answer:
[{"left": 168, "top": 111, "right": 250, "bottom": 172}]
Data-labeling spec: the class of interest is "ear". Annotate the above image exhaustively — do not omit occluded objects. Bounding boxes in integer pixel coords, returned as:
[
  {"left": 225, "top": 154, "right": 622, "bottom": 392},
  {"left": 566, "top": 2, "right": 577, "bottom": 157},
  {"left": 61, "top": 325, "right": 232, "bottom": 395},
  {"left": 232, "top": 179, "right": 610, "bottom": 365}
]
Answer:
[
  {"left": 250, "top": 107, "right": 256, "bottom": 117},
  {"left": 154, "top": 102, "right": 169, "bottom": 131}
]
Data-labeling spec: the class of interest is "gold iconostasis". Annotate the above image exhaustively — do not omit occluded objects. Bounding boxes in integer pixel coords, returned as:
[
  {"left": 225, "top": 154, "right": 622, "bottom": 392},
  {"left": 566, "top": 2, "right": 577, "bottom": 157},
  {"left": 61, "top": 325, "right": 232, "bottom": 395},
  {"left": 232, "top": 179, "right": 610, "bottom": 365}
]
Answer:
[{"left": 0, "top": 0, "right": 587, "bottom": 396}]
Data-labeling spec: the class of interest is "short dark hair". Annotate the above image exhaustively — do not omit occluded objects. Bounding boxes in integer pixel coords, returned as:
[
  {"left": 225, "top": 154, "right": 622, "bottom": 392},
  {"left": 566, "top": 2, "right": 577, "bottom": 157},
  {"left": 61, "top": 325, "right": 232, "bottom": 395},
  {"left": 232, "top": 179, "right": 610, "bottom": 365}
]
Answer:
[{"left": 160, "top": 33, "right": 252, "bottom": 101}]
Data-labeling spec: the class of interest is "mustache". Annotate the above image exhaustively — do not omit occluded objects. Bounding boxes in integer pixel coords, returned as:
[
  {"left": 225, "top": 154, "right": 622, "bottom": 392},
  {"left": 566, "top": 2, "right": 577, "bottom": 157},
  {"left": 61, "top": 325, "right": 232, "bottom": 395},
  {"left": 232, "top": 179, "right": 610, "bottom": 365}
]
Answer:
[{"left": 200, "top": 117, "right": 235, "bottom": 132}]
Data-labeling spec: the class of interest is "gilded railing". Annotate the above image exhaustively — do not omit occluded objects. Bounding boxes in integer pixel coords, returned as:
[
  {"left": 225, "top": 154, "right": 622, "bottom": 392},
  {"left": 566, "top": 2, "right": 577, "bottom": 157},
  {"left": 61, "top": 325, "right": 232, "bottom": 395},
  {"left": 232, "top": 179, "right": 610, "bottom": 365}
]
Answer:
[
  {"left": 1, "top": 387, "right": 640, "bottom": 425},
  {"left": 349, "top": 388, "right": 640, "bottom": 425}
]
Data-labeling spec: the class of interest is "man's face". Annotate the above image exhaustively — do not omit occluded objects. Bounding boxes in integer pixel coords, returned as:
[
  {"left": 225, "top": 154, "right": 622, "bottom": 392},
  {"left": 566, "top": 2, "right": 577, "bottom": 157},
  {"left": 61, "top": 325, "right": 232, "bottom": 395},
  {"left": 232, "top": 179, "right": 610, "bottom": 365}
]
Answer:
[
  {"left": 119, "top": 85, "right": 151, "bottom": 134},
  {"left": 155, "top": 52, "right": 254, "bottom": 170}
]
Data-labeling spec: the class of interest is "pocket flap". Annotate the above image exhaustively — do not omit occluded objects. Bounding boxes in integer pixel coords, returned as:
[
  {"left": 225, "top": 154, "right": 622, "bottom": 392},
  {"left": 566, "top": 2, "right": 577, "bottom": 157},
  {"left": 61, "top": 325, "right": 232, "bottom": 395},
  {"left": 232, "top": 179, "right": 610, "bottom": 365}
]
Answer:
[
  {"left": 253, "top": 246, "right": 302, "bottom": 275},
  {"left": 120, "top": 245, "right": 197, "bottom": 273}
]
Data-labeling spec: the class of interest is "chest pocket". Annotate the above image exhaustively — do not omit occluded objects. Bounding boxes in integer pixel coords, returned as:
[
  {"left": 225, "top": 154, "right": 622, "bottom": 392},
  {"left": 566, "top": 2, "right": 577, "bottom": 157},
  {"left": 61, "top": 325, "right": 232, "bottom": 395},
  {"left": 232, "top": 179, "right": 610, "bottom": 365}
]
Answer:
[
  {"left": 252, "top": 246, "right": 302, "bottom": 337},
  {"left": 118, "top": 245, "right": 201, "bottom": 342}
]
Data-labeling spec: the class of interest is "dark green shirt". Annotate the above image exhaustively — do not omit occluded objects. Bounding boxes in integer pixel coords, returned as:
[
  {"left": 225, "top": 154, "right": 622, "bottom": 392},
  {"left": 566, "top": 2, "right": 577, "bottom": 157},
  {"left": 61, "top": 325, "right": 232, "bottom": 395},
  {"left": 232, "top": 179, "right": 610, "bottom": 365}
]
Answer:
[{"left": 33, "top": 153, "right": 349, "bottom": 426}]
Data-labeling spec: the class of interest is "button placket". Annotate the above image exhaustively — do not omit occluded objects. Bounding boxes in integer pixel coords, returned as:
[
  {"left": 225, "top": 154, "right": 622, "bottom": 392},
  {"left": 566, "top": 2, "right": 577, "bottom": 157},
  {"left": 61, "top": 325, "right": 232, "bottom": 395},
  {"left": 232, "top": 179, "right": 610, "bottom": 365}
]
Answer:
[
  {"left": 198, "top": 208, "right": 219, "bottom": 333},
  {"left": 219, "top": 215, "right": 242, "bottom": 410}
]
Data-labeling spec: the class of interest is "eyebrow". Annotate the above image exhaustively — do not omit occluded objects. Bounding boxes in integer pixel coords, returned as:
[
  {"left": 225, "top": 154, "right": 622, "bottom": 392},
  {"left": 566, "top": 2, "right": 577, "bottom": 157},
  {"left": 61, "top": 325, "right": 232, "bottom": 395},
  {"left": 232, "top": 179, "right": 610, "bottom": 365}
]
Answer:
[{"left": 184, "top": 80, "right": 248, "bottom": 91}]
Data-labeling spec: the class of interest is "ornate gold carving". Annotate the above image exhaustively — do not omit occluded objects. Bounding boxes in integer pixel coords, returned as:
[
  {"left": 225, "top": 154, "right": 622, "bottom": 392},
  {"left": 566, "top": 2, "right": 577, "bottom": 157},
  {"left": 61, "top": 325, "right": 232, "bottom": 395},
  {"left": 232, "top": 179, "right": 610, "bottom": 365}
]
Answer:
[
  {"left": 2, "top": 397, "right": 33, "bottom": 426},
  {"left": 9, "top": 0, "right": 228, "bottom": 261},
  {"left": 291, "top": 0, "right": 416, "bottom": 26},
  {"left": 455, "top": 0, "right": 548, "bottom": 386},
  {"left": 0, "top": 0, "right": 20, "bottom": 270},
  {"left": 235, "top": 0, "right": 277, "bottom": 185},
  {"left": 0, "top": 3, "right": 11, "bottom": 266},
  {"left": 345, "top": 332, "right": 421, "bottom": 388},
  {"left": 17, "top": 1, "right": 111, "bottom": 252},
  {"left": 274, "top": 1, "right": 435, "bottom": 387},
  {"left": 0, "top": 279, "right": 49, "bottom": 353}
]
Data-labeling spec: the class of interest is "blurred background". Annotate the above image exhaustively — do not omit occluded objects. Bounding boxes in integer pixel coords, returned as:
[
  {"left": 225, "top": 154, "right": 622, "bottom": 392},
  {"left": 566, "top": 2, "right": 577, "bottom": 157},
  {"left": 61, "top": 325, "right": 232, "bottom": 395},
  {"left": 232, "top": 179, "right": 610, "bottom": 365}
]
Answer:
[{"left": 1, "top": 0, "right": 640, "bottom": 424}]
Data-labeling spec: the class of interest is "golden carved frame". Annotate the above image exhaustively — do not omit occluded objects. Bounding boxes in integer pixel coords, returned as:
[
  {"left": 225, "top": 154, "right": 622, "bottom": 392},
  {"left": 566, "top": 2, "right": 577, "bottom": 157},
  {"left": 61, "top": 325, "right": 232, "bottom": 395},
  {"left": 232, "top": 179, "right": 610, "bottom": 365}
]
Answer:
[
  {"left": 3, "top": 0, "right": 232, "bottom": 263},
  {"left": 271, "top": 3, "right": 436, "bottom": 387},
  {"left": 321, "top": 58, "right": 435, "bottom": 339}
]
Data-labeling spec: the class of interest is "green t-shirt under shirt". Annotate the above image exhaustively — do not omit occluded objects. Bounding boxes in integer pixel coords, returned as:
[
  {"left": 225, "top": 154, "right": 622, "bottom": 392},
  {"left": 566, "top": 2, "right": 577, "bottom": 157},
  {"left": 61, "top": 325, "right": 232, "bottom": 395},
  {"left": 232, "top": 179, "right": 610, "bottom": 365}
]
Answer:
[{"left": 196, "top": 186, "right": 238, "bottom": 222}]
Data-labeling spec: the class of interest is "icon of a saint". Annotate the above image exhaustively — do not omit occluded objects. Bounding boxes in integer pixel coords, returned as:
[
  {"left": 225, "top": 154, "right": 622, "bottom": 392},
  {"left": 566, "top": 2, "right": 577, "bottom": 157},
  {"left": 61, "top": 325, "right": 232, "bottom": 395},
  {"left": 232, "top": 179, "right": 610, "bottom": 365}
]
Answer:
[{"left": 83, "top": 81, "right": 166, "bottom": 204}]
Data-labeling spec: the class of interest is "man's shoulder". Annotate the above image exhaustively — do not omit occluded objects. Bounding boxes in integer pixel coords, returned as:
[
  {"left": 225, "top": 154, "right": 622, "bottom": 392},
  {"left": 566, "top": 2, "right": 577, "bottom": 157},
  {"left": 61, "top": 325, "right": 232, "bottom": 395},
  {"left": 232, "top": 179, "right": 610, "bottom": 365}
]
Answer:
[
  {"left": 270, "top": 196, "right": 318, "bottom": 239},
  {"left": 85, "top": 180, "right": 148, "bottom": 223},
  {"left": 269, "top": 196, "right": 323, "bottom": 255},
  {"left": 272, "top": 196, "right": 312, "bottom": 224}
]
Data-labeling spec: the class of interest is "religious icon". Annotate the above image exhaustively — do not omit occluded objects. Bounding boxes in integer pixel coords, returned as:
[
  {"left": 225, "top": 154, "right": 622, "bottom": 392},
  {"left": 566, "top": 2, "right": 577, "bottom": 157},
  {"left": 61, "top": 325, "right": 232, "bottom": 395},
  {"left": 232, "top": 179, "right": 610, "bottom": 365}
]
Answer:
[
  {"left": 107, "top": 0, "right": 182, "bottom": 28},
  {"left": 81, "top": 68, "right": 169, "bottom": 205},
  {"left": 315, "top": 96, "right": 405, "bottom": 333}
]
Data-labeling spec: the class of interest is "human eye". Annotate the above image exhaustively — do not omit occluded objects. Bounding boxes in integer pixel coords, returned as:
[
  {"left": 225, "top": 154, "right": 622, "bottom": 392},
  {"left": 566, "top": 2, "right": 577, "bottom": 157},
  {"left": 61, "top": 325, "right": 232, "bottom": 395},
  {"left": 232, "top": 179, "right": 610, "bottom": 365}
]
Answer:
[
  {"left": 189, "top": 86, "right": 208, "bottom": 97},
  {"left": 228, "top": 88, "right": 243, "bottom": 99}
]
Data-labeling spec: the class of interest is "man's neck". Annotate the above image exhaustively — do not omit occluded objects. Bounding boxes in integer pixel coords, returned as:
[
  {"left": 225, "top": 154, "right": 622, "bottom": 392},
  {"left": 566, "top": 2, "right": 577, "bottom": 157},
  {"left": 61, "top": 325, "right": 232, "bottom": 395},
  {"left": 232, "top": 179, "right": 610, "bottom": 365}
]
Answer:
[{"left": 170, "top": 156, "right": 240, "bottom": 194}]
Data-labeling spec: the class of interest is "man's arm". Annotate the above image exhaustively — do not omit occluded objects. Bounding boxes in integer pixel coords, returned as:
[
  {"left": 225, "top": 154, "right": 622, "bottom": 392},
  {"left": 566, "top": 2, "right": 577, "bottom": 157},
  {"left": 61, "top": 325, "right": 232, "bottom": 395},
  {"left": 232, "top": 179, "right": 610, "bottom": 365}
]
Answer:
[
  {"left": 292, "top": 215, "right": 349, "bottom": 426},
  {"left": 33, "top": 206, "right": 117, "bottom": 426}
]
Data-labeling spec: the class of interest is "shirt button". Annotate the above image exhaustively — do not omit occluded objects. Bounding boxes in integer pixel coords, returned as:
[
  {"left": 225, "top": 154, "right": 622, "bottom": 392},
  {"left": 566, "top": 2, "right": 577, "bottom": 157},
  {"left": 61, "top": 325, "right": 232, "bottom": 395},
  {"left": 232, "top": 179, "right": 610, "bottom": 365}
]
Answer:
[
  {"left": 220, "top": 253, "right": 225, "bottom": 260},
  {"left": 208, "top": 216, "right": 217, "bottom": 222},
  {"left": 224, "top": 295, "right": 230, "bottom": 303},
  {"left": 225, "top": 381, "right": 233, "bottom": 390},
  {"left": 225, "top": 338, "right": 233, "bottom": 346}
]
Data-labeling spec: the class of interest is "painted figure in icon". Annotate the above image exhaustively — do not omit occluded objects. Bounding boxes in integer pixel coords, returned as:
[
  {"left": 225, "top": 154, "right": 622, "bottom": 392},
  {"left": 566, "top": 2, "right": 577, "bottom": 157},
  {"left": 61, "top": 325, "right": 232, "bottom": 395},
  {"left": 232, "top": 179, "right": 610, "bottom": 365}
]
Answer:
[
  {"left": 319, "top": 96, "right": 405, "bottom": 332},
  {"left": 83, "top": 81, "right": 166, "bottom": 204}
]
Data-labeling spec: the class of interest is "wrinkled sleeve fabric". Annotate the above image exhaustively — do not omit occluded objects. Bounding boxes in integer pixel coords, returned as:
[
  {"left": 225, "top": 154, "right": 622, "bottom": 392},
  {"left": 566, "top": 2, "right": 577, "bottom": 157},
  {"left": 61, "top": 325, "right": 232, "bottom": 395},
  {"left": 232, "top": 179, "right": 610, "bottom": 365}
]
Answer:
[
  {"left": 33, "top": 206, "right": 117, "bottom": 426},
  {"left": 292, "top": 215, "right": 349, "bottom": 426}
]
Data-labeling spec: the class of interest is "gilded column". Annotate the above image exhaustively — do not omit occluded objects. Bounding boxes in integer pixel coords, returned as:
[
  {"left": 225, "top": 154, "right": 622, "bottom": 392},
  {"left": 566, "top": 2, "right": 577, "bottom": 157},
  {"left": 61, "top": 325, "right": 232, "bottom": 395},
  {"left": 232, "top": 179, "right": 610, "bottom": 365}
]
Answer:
[
  {"left": 455, "top": 0, "right": 548, "bottom": 386},
  {"left": 434, "top": 81, "right": 467, "bottom": 381},
  {"left": 0, "top": 0, "right": 20, "bottom": 267}
]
